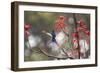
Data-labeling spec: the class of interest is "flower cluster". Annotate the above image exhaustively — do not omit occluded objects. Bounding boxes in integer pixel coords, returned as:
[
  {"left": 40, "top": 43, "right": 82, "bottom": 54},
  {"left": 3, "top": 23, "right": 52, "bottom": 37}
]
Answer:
[
  {"left": 24, "top": 24, "right": 31, "bottom": 37},
  {"left": 54, "top": 16, "right": 67, "bottom": 32},
  {"left": 72, "top": 32, "right": 78, "bottom": 49},
  {"left": 77, "top": 20, "right": 90, "bottom": 36}
]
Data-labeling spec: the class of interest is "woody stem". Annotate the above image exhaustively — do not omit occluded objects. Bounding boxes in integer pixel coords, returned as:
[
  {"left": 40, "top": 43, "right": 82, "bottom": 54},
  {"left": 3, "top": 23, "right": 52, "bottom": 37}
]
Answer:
[{"left": 73, "top": 13, "right": 80, "bottom": 59}]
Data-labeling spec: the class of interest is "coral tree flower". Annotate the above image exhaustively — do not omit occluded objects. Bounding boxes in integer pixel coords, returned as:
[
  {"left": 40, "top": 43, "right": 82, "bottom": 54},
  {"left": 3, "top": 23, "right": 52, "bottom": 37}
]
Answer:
[
  {"left": 84, "top": 30, "right": 90, "bottom": 36},
  {"left": 24, "top": 24, "right": 31, "bottom": 37},
  {"left": 72, "top": 32, "right": 78, "bottom": 38},
  {"left": 24, "top": 23, "right": 31, "bottom": 31},
  {"left": 54, "top": 16, "right": 67, "bottom": 32},
  {"left": 77, "top": 20, "right": 85, "bottom": 27},
  {"left": 72, "top": 32, "right": 78, "bottom": 49},
  {"left": 77, "top": 20, "right": 90, "bottom": 36}
]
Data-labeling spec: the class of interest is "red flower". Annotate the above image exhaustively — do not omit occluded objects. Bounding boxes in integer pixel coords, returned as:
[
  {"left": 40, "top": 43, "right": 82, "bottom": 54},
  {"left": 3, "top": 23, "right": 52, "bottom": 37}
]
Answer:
[
  {"left": 24, "top": 24, "right": 31, "bottom": 31},
  {"left": 72, "top": 33, "right": 78, "bottom": 49},
  {"left": 77, "top": 27, "right": 82, "bottom": 31},
  {"left": 72, "top": 32, "right": 78, "bottom": 38},
  {"left": 54, "top": 16, "right": 67, "bottom": 32},
  {"left": 82, "top": 24, "right": 87, "bottom": 29},
  {"left": 73, "top": 39, "right": 77, "bottom": 43},
  {"left": 24, "top": 24, "right": 31, "bottom": 37},
  {"left": 85, "top": 30, "right": 90, "bottom": 36},
  {"left": 77, "top": 20, "right": 85, "bottom": 27}
]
